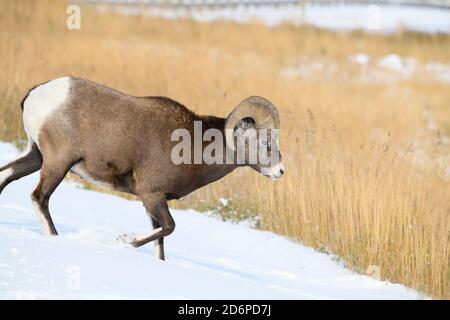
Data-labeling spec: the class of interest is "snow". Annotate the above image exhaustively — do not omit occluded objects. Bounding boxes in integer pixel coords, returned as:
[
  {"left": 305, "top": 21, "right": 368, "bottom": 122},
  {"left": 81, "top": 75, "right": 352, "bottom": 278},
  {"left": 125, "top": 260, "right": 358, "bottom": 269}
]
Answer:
[
  {"left": 297, "top": 4, "right": 450, "bottom": 34},
  {"left": 377, "top": 54, "right": 416, "bottom": 77},
  {"left": 426, "top": 62, "right": 450, "bottom": 83},
  {"left": 0, "top": 141, "right": 421, "bottom": 299},
  {"left": 351, "top": 53, "right": 370, "bottom": 66},
  {"left": 378, "top": 54, "right": 405, "bottom": 72},
  {"left": 280, "top": 57, "right": 338, "bottom": 79},
  {"left": 283, "top": 53, "right": 450, "bottom": 85},
  {"left": 218, "top": 197, "right": 229, "bottom": 207},
  {"left": 103, "top": 3, "right": 450, "bottom": 34}
]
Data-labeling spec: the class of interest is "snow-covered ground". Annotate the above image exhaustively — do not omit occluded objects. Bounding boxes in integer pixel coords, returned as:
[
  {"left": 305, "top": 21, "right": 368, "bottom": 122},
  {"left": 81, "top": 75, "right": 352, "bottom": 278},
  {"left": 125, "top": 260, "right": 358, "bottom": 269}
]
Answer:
[
  {"left": 282, "top": 53, "right": 450, "bottom": 85},
  {"left": 0, "top": 141, "right": 421, "bottom": 299},
  {"left": 98, "top": 3, "right": 450, "bottom": 34}
]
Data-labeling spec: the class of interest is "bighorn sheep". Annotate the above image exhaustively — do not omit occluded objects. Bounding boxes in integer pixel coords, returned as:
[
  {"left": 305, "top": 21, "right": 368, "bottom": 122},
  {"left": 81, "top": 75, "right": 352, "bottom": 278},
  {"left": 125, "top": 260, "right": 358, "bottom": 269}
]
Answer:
[{"left": 0, "top": 77, "right": 284, "bottom": 260}]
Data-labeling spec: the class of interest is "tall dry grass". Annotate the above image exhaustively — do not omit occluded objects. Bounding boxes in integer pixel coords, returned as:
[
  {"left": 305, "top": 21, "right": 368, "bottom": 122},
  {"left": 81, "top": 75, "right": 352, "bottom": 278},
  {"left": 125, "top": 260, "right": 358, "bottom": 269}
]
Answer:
[{"left": 0, "top": 0, "right": 449, "bottom": 298}]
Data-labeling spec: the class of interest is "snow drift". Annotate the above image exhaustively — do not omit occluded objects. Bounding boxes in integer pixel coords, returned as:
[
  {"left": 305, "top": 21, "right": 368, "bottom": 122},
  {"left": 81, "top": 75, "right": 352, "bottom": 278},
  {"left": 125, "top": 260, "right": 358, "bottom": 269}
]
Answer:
[{"left": 0, "top": 141, "right": 420, "bottom": 299}]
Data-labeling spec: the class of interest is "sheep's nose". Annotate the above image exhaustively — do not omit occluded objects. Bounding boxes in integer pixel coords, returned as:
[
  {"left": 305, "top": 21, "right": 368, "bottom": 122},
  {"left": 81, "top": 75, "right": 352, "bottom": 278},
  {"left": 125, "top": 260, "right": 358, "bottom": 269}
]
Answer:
[{"left": 279, "top": 168, "right": 285, "bottom": 176}]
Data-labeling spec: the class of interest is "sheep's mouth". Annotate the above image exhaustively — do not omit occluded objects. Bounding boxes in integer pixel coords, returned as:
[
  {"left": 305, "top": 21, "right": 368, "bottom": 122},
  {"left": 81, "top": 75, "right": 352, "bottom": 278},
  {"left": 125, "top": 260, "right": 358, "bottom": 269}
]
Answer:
[
  {"left": 263, "top": 172, "right": 284, "bottom": 180},
  {"left": 269, "top": 173, "right": 284, "bottom": 180}
]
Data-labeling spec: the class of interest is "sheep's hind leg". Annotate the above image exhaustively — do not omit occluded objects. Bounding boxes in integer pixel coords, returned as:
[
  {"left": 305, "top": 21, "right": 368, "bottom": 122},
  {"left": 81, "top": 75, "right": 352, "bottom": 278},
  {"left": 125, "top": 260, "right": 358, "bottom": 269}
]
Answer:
[
  {"left": 0, "top": 143, "right": 42, "bottom": 194},
  {"left": 121, "top": 193, "right": 175, "bottom": 260},
  {"left": 31, "top": 159, "right": 76, "bottom": 236}
]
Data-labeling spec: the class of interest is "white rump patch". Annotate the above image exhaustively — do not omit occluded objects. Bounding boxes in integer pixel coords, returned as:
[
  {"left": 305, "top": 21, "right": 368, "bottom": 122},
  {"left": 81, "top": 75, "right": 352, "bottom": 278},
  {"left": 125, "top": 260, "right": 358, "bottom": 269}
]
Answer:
[{"left": 22, "top": 77, "right": 71, "bottom": 146}]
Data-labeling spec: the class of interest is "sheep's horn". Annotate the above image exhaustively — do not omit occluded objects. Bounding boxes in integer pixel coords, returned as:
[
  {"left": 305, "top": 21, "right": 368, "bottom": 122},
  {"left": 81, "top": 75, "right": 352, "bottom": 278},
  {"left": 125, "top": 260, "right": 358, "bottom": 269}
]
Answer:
[{"left": 225, "top": 96, "right": 280, "bottom": 151}]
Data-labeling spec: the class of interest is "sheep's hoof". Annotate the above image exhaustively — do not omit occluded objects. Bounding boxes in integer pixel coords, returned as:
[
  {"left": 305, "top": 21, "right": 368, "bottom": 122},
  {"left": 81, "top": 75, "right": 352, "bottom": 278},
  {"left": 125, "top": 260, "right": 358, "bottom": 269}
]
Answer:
[{"left": 117, "top": 233, "right": 138, "bottom": 247}]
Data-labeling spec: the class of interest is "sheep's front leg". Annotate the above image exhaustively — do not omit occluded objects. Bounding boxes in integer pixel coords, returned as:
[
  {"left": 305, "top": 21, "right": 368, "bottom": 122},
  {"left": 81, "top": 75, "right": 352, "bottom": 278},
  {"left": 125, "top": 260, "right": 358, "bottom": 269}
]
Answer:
[{"left": 125, "top": 193, "right": 175, "bottom": 260}]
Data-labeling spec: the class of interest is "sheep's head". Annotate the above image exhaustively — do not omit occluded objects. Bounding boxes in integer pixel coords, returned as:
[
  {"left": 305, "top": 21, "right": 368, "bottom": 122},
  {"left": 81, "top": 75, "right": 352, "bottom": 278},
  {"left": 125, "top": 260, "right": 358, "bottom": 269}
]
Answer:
[{"left": 225, "top": 96, "right": 285, "bottom": 179}]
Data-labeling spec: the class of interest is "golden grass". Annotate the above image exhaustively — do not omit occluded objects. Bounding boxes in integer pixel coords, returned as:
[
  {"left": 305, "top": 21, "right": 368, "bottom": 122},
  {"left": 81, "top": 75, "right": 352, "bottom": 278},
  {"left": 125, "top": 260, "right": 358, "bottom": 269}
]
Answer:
[{"left": 1, "top": 0, "right": 449, "bottom": 298}]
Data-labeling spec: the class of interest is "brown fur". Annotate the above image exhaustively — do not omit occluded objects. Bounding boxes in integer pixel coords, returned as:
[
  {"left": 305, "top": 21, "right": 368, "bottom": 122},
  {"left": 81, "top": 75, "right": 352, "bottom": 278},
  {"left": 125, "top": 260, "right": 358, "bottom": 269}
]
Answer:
[{"left": 41, "top": 78, "right": 237, "bottom": 199}]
